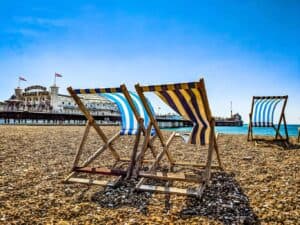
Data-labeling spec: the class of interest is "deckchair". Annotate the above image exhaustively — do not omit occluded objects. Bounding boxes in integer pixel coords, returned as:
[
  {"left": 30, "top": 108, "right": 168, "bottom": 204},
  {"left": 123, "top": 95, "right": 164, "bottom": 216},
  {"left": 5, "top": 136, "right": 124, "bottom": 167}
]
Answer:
[
  {"left": 247, "top": 96, "right": 289, "bottom": 143},
  {"left": 133, "top": 79, "right": 224, "bottom": 197},
  {"left": 64, "top": 84, "right": 156, "bottom": 187}
]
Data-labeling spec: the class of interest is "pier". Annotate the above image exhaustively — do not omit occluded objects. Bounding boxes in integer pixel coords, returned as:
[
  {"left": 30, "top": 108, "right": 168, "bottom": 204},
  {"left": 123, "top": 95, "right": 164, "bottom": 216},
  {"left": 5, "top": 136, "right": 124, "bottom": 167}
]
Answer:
[{"left": 0, "top": 111, "right": 192, "bottom": 128}]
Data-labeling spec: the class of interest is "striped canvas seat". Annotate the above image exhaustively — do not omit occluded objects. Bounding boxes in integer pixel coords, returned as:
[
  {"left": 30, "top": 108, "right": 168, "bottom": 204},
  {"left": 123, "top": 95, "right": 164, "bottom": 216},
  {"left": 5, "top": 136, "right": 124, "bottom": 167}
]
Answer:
[
  {"left": 74, "top": 88, "right": 155, "bottom": 136},
  {"left": 152, "top": 82, "right": 210, "bottom": 145},
  {"left": 100, "top": 92, "right": 155, "bottom": 135},
  {"left": 248, "top": 95, "right": 289, "bottom": 143},
  {"left": 252, "top": 97, "right": 284, "bottom": 127}
]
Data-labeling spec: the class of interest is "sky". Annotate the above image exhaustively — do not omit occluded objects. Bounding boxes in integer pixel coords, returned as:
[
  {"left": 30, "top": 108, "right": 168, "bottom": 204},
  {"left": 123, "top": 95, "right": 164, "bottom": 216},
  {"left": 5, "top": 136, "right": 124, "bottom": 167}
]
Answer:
[{"left": 0, "top": 0, "right": 299, "bottom": 123}]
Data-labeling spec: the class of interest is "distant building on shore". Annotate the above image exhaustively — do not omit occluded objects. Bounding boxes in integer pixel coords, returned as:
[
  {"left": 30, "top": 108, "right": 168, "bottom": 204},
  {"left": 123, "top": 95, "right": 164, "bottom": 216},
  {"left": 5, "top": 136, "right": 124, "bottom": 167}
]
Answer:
[
  {"left": 2, "top": 84, "right": 119, "bottom": 116},
  {"left": 1, "top": 85, "right": 243, "bottom": 127},
  {"left": 215, "top": 113, "right": 243, "bottom": 126}
]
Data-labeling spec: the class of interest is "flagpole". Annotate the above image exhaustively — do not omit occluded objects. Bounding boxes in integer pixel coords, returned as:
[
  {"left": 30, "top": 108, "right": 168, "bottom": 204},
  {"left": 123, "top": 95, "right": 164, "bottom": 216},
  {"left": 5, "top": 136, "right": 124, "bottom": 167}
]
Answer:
[
  {"left": 54, "top": 73, "right": 56, "bottom": 86},
  {"left": 18, "top": 78, "right": 20, "bottom": 88}
]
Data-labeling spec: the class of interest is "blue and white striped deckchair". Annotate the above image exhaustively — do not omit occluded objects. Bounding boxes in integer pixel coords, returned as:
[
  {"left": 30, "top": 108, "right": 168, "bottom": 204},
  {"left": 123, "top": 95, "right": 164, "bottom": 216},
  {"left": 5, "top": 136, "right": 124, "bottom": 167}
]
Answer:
[
  {"left": 99, "top": 92, "right": 155, "bottom": 136},
  {"left": 133, "top": 79, "right": 223, "bottom": 197},
  {"left": 248, "top": 96, "right": 289, "bottom": 142},
  {"left": 64, "top": 85, "right": 156, "bottom": 187}
]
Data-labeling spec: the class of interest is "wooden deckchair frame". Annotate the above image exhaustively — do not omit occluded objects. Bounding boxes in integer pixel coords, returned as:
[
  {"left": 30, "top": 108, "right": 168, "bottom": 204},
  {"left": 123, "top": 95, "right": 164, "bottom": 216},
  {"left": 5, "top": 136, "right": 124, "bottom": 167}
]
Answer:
[
  {"left": 64, "top": 85, "right": 157, "bottom": 187},
  {"left": 133, "top": 78, "right": 224, "bottom": 197},
  {"left": 247, "top": 96, "right": 289, "bottom": 143}
]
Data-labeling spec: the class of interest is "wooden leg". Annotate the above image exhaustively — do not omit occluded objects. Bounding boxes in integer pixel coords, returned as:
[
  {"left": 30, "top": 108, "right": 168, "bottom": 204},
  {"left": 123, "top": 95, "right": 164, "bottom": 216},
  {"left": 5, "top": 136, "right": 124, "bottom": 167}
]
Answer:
[
  {"left": 72, "top": 121, "right": 91, "bottom": 169},
  {"left": 273, "top": 125, "right": 283, "bottom": 140},
  {"left": 283, "top": 114, "right": 289, "bottom": 143},
  {"left": 133, "top": 124, "right": 152, "bottom": 177},
  {"left": 148, "top": 135, "right": 157, "bottom": 158},
  {"left": 202, "top": 125, "right": 215, "bottom": 183},
  {"left": 126, "top": 126, "right": 142, "bottom": 179},
  {"left": 214, "top": 137, "right": 224, "bottom": 170},
  {"left": 248, "top": 115, "right": 252, "bottom": 141}
]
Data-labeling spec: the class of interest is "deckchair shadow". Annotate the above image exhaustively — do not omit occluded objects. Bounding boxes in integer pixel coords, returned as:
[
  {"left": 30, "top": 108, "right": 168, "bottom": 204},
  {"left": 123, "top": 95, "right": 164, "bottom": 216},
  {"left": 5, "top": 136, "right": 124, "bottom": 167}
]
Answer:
[
  {"left": 91, "top": 179, "right": 154, "bottom": 214},
  {"left": 180, "top": 172, "right": 260, "bottom": 225},
  {"left": 254, "top": 139, "right": 300, "bottom": 150}
]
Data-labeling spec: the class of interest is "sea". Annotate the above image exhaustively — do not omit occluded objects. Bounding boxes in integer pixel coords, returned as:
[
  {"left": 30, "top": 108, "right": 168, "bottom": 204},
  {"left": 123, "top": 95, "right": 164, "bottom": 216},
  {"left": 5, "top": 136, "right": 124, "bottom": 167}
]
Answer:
[
  {"left": 166, "top": 124, "right": 299, "bottom": 137},
  {"left": 0, "top": 119, "right": 298, "bottom": 137}
]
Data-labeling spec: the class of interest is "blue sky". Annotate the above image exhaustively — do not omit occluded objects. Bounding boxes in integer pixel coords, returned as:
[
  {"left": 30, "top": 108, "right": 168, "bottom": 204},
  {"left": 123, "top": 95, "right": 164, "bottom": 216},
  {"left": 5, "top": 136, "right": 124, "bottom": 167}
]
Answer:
[{"left": 0, "top": 1, "right": 299, "bottom": 123}]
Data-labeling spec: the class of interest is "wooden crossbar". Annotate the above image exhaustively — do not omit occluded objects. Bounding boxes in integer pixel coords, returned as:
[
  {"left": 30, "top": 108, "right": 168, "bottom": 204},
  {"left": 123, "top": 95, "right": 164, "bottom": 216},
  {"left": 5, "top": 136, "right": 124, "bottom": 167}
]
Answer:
[
  {"left": 67, "top": 177, "right": 118, "bottom": 187},
  {"left": 138, "top": 171, "right": 202, "bottom": 182},
  {"left": 138, "top": 81, "right": 202, "bottom": 92},
  {"left": 74, "top": 167, "right": 127, "bottom": 176},
  {"left": 253, "top": 95, "right": 288, "bottom": 100},
  {"left": 73, "top": 87, "right": 122, "bottom": 94},
  {"left": 138, "top": 185, "right": 199, "bottom": 196}
]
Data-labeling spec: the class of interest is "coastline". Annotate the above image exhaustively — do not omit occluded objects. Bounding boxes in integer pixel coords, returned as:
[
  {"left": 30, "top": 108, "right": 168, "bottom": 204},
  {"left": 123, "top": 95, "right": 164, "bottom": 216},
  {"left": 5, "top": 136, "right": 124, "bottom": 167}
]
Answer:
[{"left": 0, "top": 125, "right": 299, "bottom": 224}]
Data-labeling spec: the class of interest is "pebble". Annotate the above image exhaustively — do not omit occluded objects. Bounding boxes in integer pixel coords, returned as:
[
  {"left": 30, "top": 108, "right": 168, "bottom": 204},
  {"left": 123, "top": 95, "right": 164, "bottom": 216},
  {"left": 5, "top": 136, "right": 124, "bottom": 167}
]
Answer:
[{"left": 0, "top": 126, "right": 299, "bottom": 224}]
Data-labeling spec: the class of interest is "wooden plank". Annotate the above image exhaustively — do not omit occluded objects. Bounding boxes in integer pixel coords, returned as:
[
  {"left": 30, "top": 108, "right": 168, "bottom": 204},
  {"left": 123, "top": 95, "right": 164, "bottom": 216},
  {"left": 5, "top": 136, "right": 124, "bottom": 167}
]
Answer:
[
  {"left": 66, "top": 177, "right": 116, "bottom": 186},
  {"left": 174, "top": 161, "right": 221, "bottom": 169},
  {"left": 138, "top": 82, "right": 201, "bottom": 92},
  {"left": 137, "top": 184, "right": 199, "bottom": 196},
  {"left": 119, "top": 158, "right": 154, "bottom": 163},
  {"left": 138, "top": 171, "right": 201, "bottom": 182},
  {"left": 74, "top": 167, "right": 127, "bottom": 176},
  {"left": 253, "top": 95, "right": 288, "bottom": 99}
]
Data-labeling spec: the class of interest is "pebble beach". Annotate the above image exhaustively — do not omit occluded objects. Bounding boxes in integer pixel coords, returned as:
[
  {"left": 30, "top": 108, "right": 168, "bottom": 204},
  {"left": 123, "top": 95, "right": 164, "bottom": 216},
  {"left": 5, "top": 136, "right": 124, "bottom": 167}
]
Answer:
[{"left": 0, "top": 125, "right": 299, "bottom": 225}]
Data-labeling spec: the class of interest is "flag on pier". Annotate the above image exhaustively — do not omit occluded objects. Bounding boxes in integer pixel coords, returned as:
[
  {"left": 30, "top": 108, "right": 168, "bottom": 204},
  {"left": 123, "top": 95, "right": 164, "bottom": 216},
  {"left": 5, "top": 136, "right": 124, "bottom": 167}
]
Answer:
[{"left": 55, "top": 73, "right": 62, "bottom": 77}]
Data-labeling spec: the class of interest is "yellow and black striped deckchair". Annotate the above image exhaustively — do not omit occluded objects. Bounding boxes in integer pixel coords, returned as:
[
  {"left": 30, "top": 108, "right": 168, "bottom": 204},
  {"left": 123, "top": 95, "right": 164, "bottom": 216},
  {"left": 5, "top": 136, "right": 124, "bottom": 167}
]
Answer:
[
  {"left": 133, "top": 78, "right": 224, "bottom": 197},
  {"left": 64, "top": 84, "right": 157, "bottom": 187}
]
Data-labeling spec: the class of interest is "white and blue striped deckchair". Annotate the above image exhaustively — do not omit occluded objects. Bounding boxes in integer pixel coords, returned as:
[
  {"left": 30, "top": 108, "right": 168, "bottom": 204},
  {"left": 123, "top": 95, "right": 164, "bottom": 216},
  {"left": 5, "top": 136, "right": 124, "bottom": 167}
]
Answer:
[
  {"left": 133, "top": 79, "right": 223, "bottom": 197},
  {"left": 248, "top": 96, "right": 289, "bottom": 142},
  {"left": 64, "top": 84, "right": 156, "bottom": 187}
]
